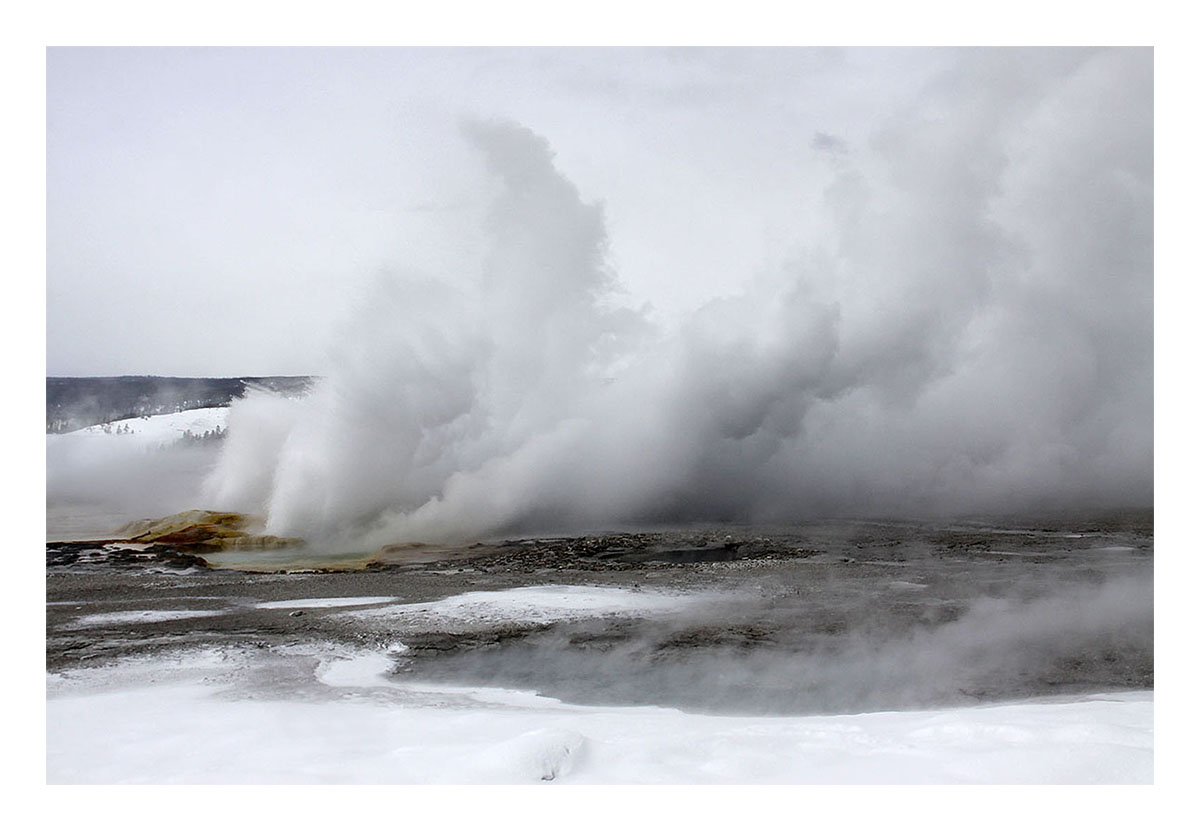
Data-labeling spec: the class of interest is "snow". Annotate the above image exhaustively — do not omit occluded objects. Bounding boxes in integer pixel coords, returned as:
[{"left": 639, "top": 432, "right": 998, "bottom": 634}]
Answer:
[
  {"left": 255, "top": 596, "right": 400, "bottom": 609},
  {"left": 51, "top": 407, "right": 229, "bottom": 448},
  {"left": 337, "top": 584, "right": 705, "bottom": 626},
  {"left": 45, "top": 644, "right": 1152, "bottom": 785},
  {"left": 65, "top": 609, "right": 227, "bottom": 627},
  {"left": 887, "top": 580, "right": 928, "bottom": 591},
  {"left": 316, "top": 648, "right": 408, "bottom": 688}
]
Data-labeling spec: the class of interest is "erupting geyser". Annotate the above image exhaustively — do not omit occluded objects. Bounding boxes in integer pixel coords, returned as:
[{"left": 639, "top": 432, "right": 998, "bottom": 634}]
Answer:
[{"left": 204, "top": 50, "right": 1151, "bottom": 548}]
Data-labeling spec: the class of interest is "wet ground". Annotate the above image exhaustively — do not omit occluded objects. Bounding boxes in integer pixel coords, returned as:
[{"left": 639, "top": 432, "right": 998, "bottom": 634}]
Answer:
[{"left": 46, "top": 512, "right": 1153, "bottom": 716}]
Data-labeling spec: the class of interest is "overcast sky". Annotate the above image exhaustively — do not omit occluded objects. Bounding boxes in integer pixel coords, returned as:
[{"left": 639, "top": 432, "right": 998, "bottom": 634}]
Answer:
[{"left": 48, "top": 46, "right": 961, "bottom": 377}]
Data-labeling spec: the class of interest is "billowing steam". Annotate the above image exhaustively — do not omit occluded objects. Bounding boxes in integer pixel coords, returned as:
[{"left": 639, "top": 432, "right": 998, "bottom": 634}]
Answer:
[
  {"left": 205, "top": 49, "right": 1151, "bottom": 547},
  {"left": 401, "top": 571, "right": 1154, "bottom": 715}
]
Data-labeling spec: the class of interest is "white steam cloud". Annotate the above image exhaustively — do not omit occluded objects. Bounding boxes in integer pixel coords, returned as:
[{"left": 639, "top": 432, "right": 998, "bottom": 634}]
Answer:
[{"left": 205, "top": 49, "right": 1152, "bottom": 547}]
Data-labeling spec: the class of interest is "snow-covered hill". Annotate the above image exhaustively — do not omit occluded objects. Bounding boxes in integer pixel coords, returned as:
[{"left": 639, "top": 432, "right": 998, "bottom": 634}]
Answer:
[{"left": 56, "top": 407, "right": 229, "bottom": 447}]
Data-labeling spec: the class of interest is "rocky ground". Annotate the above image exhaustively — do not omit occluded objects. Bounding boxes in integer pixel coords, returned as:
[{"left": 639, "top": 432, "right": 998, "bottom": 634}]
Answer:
[{"left": 46, "top": 511, "right": 1154, "bottom": 716}]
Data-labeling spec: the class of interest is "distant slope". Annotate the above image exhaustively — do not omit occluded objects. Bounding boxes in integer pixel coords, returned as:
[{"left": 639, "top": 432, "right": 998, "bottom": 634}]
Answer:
[
  {"left": 52, "top": 407, "right": 231, "bottom": 445},
  {"left": 47, "top": 376, "right": 315, "bottom": 433}
]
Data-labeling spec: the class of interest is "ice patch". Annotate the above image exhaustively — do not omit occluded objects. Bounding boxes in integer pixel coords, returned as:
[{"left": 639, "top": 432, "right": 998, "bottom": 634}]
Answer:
[
  {"left": 338, "top": 584, "right": 701, "bottom": 626},
  {"left": 67, "top": 609, "right": 226, "bottom": 628},
  {"left": 398, "top": 681, "right": 582, "bottom": 711},
  {"left": 256, "top": 596, "right": 400, "bottom": 610},
  {"left": 317, "top": 652, "right": 398, "bottom": 688},
  {"left": 887, "top": 580, "right": 928, "bottom": 591}
]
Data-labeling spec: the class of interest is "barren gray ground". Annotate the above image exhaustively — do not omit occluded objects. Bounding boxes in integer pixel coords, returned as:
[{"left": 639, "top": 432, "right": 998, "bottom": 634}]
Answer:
[{"left": 47, "top": 513, "right": 1153, "bottom": 716}]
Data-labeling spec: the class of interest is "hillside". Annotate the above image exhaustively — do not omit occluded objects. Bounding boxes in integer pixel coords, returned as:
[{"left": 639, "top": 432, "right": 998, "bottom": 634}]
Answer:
[{"left": 46, "top": 375, "right": 314, "bottom": 433}]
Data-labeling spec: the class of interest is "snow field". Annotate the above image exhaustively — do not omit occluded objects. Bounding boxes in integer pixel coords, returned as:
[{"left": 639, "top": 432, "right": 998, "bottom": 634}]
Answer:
[{"left": 46, "top": 643, "right": 1152, "bottom": 785}]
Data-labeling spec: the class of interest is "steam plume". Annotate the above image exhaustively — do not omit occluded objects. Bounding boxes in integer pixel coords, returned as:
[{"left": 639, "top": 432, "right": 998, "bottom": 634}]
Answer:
[{"left": 205, "top": 50, "right": 1151, "bottom": 547}]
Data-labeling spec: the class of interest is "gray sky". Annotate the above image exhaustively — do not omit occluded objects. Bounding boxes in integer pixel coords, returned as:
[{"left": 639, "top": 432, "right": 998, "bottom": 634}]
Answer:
[{"left": 48, "top": 46, "right": 952, "bottom": 376}]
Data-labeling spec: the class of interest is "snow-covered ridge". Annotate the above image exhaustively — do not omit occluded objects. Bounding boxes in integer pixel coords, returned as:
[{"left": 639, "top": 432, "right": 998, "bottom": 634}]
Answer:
[{"left": 50, "top": 407, "right": 229, "bottom": 447}]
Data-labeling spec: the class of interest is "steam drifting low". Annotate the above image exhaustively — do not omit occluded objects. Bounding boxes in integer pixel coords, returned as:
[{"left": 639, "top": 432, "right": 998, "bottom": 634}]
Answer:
[{"left": 205, "top": 49, "right": 1151, "bottom": 547}]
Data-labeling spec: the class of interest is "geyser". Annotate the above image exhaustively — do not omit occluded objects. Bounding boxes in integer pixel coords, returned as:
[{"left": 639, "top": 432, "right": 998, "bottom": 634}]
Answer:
[{"left": 205, "top": 49, "right": 1151, "bottom": 547}]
